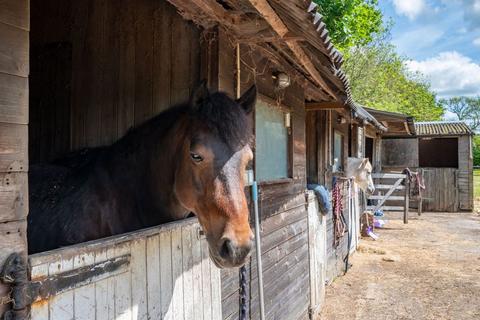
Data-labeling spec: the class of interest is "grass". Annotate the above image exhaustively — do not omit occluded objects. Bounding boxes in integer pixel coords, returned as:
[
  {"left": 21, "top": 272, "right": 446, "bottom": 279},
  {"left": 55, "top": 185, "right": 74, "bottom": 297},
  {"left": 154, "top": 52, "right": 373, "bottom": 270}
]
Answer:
[{"left": 474, "top": 169, "right": 480, "bottom": 199}]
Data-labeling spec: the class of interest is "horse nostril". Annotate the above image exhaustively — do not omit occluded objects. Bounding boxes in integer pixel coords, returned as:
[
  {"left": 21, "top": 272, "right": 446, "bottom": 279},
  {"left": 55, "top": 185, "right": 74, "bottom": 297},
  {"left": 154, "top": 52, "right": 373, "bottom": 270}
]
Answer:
[{"left": 220, "top": 239, "right": 235, "bottom": 260}]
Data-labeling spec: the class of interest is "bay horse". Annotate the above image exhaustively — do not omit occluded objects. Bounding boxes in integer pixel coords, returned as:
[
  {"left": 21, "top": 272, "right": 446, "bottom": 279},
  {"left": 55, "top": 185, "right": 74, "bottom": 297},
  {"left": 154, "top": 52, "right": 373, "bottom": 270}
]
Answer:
[
  {"left": 28, "top": 82, "right": 256, "bottom": 269},
  {"left": 345, "top": 157, "right": 375, "bottom": 194}
]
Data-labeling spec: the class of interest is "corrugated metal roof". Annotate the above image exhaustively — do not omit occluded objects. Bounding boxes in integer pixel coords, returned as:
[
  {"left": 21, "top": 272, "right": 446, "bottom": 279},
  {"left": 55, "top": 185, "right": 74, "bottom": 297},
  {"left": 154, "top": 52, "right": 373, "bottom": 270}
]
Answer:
[
  {"left": 350, "top": 103, "right": 387, "bottom": 131},
  {"left": 415, "top": 121, "right": 473, "bottom": 136}
]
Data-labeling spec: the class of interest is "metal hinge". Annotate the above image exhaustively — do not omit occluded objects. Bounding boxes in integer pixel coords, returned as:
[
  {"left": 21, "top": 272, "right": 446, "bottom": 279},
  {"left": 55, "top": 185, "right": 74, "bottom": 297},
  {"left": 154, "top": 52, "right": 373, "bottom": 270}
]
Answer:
[
  {"left": 1, "top": 253, "right": 130, "bottom": 320},
  {"left": 0, "top": 254, "right": 30, "bottom": 320}
]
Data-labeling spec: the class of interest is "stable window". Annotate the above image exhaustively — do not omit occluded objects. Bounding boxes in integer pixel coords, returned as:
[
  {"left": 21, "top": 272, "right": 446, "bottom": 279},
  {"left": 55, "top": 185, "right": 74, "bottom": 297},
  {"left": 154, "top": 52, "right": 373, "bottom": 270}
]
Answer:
[
  {"left": 332, "top": 131, "right": 344, "bottom": 172},
  {"left": 255, "top": 99, "right": 291, "bottom": 182},
  {"left": 365, "top": 137, "right": 374, "bottom": 165},
  {"left": 419, "top": 138, "right": 458, "bottom": 168}
]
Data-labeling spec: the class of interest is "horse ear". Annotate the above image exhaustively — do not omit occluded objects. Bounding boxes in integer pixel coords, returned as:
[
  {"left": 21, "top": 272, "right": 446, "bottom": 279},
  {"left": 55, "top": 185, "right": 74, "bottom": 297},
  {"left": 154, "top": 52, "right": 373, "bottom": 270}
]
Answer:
[
  {"left": 236, "top": 85, "right": 257, "bottom": 114},
  {"left": 358, "top": 158, "right": 369, "bottom": 169},
  {"left": 190, "top": 80, "right": 210, "bottom": 109}
]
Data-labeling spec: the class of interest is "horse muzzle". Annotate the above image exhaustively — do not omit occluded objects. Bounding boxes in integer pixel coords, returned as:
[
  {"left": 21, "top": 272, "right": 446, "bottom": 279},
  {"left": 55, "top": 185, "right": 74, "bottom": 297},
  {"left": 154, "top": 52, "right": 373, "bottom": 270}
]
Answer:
[{"left": 209, "top": 237, "right": 253, "bottom": 268}]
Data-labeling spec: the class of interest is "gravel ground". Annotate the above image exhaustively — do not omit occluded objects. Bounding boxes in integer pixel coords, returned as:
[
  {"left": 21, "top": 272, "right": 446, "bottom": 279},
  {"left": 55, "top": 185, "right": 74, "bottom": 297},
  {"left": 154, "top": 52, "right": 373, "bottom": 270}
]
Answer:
[{"left": 320, "top": 211, "right": 480, "bottom": 320}]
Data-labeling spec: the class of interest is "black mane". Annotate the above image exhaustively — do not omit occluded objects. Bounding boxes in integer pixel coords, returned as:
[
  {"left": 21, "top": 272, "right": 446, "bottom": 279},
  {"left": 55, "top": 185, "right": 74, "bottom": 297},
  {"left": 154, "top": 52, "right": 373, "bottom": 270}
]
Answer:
[{"left": 192, "top": 92, "right": 252, "bottom": 148}]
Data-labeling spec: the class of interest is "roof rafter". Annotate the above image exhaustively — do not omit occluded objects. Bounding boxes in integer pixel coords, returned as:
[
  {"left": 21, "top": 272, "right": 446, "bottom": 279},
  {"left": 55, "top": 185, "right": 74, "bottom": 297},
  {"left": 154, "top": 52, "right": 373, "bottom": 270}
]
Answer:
[{"left": 246, "top": 0, "right": 338, "bottom": 99}]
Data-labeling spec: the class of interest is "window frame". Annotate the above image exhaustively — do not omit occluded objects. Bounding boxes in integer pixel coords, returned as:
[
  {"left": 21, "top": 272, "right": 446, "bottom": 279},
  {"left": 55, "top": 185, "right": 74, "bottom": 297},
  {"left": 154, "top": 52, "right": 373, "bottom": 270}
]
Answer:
[
  {"left": 254, "top": 95, "right": 293, "bottom": 185},
  {"left": 332, "top": 129, "right": 345, "bottom": 173}
]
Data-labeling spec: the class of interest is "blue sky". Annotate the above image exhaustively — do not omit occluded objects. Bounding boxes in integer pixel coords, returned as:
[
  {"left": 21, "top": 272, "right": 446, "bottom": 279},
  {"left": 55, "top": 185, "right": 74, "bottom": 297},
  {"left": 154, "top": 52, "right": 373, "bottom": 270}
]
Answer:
[{"left": 379, "top": 0, "right": 480, "bottom": 99}]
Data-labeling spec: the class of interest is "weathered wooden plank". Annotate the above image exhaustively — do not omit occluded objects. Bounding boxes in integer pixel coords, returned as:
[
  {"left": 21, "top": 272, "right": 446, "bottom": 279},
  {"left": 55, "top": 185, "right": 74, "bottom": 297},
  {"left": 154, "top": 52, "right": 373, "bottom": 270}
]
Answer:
[
  {"left": 48, "top": 256, "right": 74, "bottom": 320},
  {"left": 259, "top": 204, "right": 306, "bottom": 236},
  {"left": 153, "top": 0, "right": 172, "bottom": 114},
  {"left": 131, "top": 238, "right": 148, "bottom": 320},
  {"left": 372, "top": 173, "right": 406, "bottom": 179},
  {"left": 366, "top": 206, "right": 404, "bottom": 211},
  {"left": 94, "top": 247, "right": 115, "bottom": 320},
  {"left": 99, "top": 0, "right": 117, "bottom": 146},
  {"left": 375, "top": 184, "right": 405, "bottom": 190},
  {"left": 114, "top": 243, "right": 132, "bottom": 320},
  {"left": 0, "top": 22, "right": 28, "bottom": 76},
  {"left": 0, "top": 172, "right": 28, "bottom": 222},
  {"left": 368, "top": 195, "right": 405, "bottom": 201},
  {"left": 210, "top": 252, "right": 222, "bottom": 320},
  {"left": 201, "top": 237, "right": 213, "bottom": 320},
  {"left": 182, "top": 225, "right": 195, "bottom": 320},
  {"left": 134, "top": 0, "right": 155, "bottom": 126},
  {"left": 170, "top": 10, "right": 192, "bottom": 106},
  {"left": 159, "top": 230, "right": 174, "bottom": 320},
  {"left": 171, "top": 227, "right": 185, "bottom": 320},
  {"left": 115, "top": 0, "right": 136, "bottom": 138},
  {"left": 146, "top": 235, "right": 161, "bottom": 319},
  {"left": 0, "top": 122, "right": 27, "bottom": 172},
  {"left": 30, "top": 262, "right": 49, "bottom": 320},
  {"left": 191, "top": 228, "right": 204, "bottom": 318},
  {"left": 73, "top": 252, "right": 96, "bottom": 320},
  {"left": 0, "top": 73, "right": 28, "bottom": 124},
  {"left": 69, "top": 0, "right": 89, "bottom": 149},
  {"left": 0, "top": 0, "right": 29, "bottom": 30}
]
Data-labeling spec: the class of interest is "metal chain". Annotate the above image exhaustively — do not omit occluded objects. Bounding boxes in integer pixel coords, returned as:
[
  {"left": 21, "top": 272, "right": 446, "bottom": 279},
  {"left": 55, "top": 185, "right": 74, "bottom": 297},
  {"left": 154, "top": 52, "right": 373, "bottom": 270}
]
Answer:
[{"left": 239, "top": 264, "right": 248, "bottom": 320}]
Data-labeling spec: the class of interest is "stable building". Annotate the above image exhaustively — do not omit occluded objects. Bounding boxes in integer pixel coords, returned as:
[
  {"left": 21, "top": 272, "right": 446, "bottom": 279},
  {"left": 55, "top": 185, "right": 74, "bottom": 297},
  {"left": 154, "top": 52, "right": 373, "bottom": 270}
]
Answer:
[{"left": 380, "top": 120, "right": 473, "bottom": 212}]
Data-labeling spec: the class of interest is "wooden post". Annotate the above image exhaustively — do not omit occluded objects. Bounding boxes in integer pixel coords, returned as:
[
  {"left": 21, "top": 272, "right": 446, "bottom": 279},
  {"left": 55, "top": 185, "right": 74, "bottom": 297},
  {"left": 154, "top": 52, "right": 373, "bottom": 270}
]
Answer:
[
  {"left": 404, "top": 177, "right": 409, "bottom": 224},
  {"left": 0, "top": 1, "right": 30, "bottom": 317},
  {"left": 417, "top": 169, "right": 423, "bottom": 216}
]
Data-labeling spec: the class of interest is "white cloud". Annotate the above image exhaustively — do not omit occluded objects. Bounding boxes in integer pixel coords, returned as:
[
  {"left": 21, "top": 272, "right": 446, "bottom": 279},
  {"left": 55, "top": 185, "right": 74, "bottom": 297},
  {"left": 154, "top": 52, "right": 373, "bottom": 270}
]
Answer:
[
  {"left": 392, "top": 0, "right": 426, "bottom": 19},
  {"left": 405, "top": 51, "right": 480, "bottom": 97},
  {"left": 474, "top": 37, "right": 480, "bottom": 47}
]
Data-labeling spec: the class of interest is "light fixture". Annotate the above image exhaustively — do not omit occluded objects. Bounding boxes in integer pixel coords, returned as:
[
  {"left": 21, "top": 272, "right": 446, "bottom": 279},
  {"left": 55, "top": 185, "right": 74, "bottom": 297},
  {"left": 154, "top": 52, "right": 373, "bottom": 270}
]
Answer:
[{"left": 273, "top": 72, "right": 291, "bottom": 89}]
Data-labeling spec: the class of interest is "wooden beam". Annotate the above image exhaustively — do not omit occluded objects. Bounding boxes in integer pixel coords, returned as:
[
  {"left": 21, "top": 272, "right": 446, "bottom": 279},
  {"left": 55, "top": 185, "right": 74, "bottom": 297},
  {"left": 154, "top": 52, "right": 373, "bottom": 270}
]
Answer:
[
  {"left": 253, "top": 43, "right": 328, "bottom": 102},
  {"left": 189, "top": 0, "right": 231, "bottom": 22},
  {"left": 246, "top": 0, "right": 337, "bottom": 99},
  {"left": 236, "top": 33, "right": 304, "bottom": 43},
  {"left": 305, "top": 101, "right": 345, "bottom": 111},
  {"left": 404, "top": 121, "right": 411, "bottom": 135}
]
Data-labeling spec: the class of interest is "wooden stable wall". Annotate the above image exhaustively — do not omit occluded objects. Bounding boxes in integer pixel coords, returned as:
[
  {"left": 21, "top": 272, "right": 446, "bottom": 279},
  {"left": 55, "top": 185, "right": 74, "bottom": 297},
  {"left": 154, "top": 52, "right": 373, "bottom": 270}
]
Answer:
[
  {"left": 457, "top": 135, "right": 473, "bottom": 211},
  {"left": 306, "top": 108, "right": 362, "bottom": 282},
  {"left": 29, "top": 218, "right": 222, "bottom": 320},
  {"left": 381, "top": 136, "right": 473, "bottom": 212},
  {"left": 29, "top": 0, "right": 200, "bottom": 163},
  {"left": 0, "top": 0, "right": 30, "bottom": 316},
  {"left": 217, "top": 38, "right": 310, "bottom": 320}
]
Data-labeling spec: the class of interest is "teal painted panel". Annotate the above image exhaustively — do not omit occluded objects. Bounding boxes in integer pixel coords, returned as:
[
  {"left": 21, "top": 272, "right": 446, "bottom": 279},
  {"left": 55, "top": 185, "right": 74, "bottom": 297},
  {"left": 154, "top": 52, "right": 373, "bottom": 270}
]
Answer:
[{"left": 255, "top": 101, "right": 288, "bottom": 182}]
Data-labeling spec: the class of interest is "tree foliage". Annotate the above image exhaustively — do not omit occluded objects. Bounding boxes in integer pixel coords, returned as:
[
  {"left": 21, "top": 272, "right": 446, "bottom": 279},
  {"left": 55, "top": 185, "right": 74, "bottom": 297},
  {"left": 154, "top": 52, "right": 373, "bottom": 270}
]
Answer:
[
  {"left": 473, "top": 136, "right": 480, "bottom": 166},
  {"left": 313, "top": 0, "right": 385, "bottom": 52},
  {"left": 314, "top": 0, "right": 443, "bottom": 121},
  {"left": 439, "top": 96, "right": 480, "bottom": 131},
  {"left": 342, "top": 43, "right": 444, "bottom": 121}
]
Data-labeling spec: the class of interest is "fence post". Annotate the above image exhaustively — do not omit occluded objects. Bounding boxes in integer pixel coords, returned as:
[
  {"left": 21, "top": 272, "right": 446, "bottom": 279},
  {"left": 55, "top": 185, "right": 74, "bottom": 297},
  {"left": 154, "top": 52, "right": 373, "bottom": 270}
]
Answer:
[{"left": 404, "top": 177, "right": 409, "bottom": 224}]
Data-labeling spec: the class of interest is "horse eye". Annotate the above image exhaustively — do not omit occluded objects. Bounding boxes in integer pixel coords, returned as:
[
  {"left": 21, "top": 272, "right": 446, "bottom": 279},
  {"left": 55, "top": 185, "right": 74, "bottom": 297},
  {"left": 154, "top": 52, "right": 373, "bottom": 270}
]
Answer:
[{"left": 190, "top": 152, "right": 203, "bottom": 163}]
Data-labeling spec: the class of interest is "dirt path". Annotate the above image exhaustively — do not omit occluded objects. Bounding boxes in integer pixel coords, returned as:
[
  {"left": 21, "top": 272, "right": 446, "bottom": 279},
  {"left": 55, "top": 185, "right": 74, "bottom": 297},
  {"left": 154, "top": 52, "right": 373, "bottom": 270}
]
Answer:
[{"left": 320, "top": 212, "right": 480, "bottom": 320}]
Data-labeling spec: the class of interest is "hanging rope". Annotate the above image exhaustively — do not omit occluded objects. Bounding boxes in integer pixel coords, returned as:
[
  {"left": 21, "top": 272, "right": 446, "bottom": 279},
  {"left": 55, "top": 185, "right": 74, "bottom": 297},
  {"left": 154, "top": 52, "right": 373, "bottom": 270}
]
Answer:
[
  {"left": 332, "top": 180, "right": 346, "bottom": 248},
  {"left": 239, "top": 265, "right": 248, "bottom": 320}
]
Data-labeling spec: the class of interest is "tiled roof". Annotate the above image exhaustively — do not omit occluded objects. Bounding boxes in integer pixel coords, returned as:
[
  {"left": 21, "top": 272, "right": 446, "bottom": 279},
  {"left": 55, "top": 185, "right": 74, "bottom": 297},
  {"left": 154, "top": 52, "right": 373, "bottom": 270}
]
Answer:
[{"left": 414, "top": 121, "right": 473, "bottom": 136}]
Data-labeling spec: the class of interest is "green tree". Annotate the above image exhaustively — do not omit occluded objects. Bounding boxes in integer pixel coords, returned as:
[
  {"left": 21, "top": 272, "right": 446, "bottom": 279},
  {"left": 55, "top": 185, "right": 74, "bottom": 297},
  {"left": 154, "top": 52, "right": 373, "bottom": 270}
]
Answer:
[
  {"left": 473, "top": 136, "right": 480, "bottom": 166},
  {"left": 342, "top": 42, "right": 443, "bottom": 121},
  {"left": 313, "top": 0, "right": 385, "bottom": 52},
  {"left": 439, "top": 96, "right": 480, "bottom": 131}
]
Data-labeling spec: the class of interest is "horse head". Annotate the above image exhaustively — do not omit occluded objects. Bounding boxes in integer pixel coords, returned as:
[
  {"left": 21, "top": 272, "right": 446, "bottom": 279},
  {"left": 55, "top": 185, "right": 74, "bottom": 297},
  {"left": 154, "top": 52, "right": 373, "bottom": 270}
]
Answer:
[
  {"left": 173, "top": 82, "right": 255, "bottom": 268},
  {"left": 346, "top": 157, "right": 375, "bottom": 194}
]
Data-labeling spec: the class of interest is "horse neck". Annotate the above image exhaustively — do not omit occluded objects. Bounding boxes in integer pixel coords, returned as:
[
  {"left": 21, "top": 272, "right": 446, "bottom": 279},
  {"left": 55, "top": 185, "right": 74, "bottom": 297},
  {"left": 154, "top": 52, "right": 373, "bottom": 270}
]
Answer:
[{"left": 107, "top": 110, "right": 190, "bottom": 223}]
